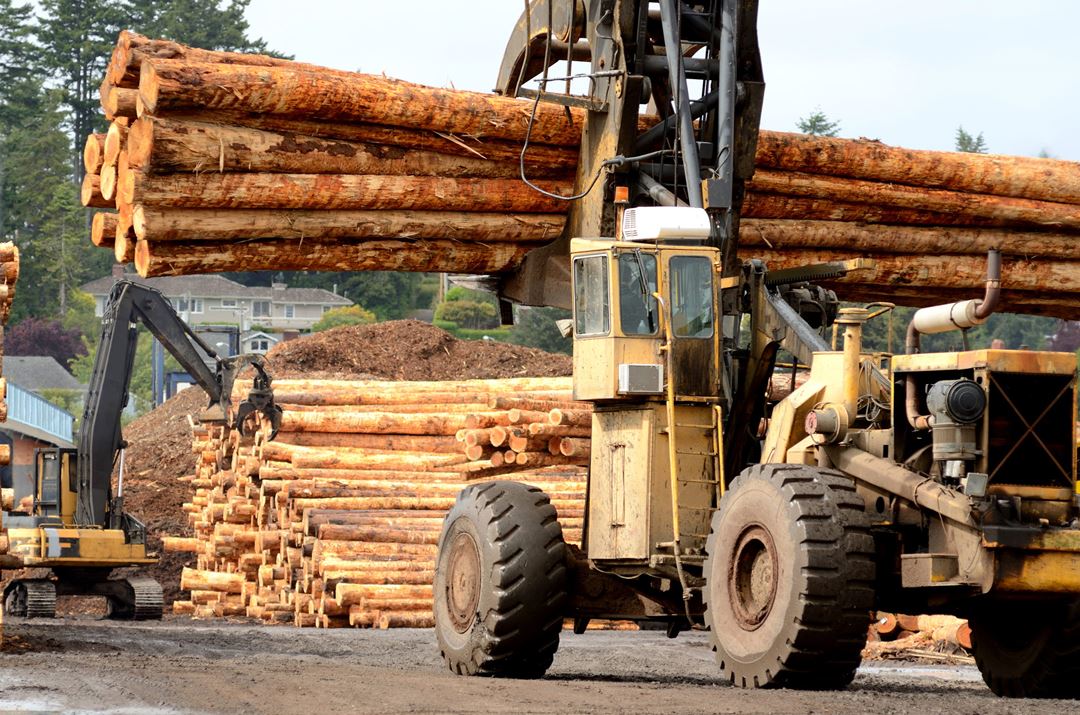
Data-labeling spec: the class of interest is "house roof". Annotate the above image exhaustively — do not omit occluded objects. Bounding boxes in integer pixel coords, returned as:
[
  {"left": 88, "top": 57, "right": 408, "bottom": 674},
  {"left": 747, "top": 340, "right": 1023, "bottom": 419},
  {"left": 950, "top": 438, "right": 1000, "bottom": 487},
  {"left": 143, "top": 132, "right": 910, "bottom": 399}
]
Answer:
[
  {"left": 4, "top": 356, "right": 83, "bottom": 391},
  {"left": 80, "top": 272, "right": 351, "bottom": 306}
]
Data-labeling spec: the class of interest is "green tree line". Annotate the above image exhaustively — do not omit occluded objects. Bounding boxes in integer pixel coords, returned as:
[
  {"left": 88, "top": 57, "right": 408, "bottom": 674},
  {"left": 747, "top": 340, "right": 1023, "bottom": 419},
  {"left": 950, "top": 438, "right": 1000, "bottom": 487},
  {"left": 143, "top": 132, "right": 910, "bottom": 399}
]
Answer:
[{"left": 0, "top": 0, "right": 272, "bottom": 326}]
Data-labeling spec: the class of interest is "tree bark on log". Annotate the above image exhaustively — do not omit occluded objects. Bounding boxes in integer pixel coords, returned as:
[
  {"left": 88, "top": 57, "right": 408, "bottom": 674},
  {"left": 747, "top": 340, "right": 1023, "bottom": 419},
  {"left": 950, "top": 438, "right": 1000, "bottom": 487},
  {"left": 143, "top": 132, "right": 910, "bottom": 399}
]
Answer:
[
  {"left": 755, "top": 130, "right": 1080, "bottom": 205},
  {"left": 139, "top": 59, "right": 585, "bottom": 146},
  {"left": 122, "top": 171, "right": 570, "bottom": 212},
  {"left": 132, "top": 206, "right": 564, "bottom": 243},
  {"left": 165, "top": 110, "right": 580, "bottom": 169},
  {"left": 127, "top": 116, "right": 570, "bottom": 178},
  {"left": 742, "top": 193, "right": 1005, "bottom": 228},
  {"left": 754, "top": 248, "right": 1080, "bottom": 294},
  {"left": 103, "top": 86, "right": 138, "bottom": 118},
  {"left": 134, "top": 238, "right": 530, "bottom": 278},
  {"left": 748, "top": 170, "right": 1080, "bottom": 232},
  {"left": 741, "top": 219, "right": 1080, "bottom": 259}
]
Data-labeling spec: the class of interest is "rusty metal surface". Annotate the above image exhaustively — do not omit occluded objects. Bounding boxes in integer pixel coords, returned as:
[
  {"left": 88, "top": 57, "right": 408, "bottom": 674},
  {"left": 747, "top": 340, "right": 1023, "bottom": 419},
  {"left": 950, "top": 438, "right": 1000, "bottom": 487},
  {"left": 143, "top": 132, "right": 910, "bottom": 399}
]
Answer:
[{"left": 893, "top": 349, "right": 1078, "bottom": 375}]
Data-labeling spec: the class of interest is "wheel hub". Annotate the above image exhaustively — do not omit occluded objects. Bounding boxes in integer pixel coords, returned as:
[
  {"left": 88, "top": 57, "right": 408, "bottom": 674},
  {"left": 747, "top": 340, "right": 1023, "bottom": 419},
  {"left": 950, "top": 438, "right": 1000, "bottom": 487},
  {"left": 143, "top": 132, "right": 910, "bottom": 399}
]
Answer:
[
  {"left": 446, "top": 531, "right": 481, "bottom": 633},
  {"left": 728, "top": 524, "right": 778, "bottom": 630}
]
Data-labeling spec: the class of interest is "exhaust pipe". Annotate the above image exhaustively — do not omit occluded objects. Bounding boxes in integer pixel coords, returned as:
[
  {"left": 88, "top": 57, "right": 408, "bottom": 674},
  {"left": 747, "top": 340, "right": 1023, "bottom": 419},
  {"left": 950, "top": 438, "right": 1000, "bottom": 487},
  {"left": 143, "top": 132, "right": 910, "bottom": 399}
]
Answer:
[{"left": 905, "top": 250, "right": 1001, "bottom": 430}]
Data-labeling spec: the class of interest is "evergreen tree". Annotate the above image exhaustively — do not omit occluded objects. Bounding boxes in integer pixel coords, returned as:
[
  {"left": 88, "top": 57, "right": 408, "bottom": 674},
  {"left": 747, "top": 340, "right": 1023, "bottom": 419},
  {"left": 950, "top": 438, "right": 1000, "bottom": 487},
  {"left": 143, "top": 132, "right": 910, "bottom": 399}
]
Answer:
[
  {"left": 955, "top": 126, "right": 988, "bottom": 153},
  {"left": 138, "top": 0, "right": 272, "bottom": 53},
  {"left": 796, "top": 110, "right": 841, "bottom": 137}
]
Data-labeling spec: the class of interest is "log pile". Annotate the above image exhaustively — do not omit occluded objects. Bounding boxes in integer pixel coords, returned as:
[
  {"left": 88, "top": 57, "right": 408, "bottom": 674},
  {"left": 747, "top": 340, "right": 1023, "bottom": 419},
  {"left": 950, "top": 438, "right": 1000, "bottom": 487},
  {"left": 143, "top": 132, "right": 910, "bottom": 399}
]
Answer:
[
  {"left": 83, "top": 31, "right": 1080, "bottom": 316},
  {"left": 166, "top": 377, "right": 589, "bottom": 628},
  {"left": 864, "top": 611, "right": 973, "bottom": 662},
  {"left": 0, "top": 242, "right": 18, "bottom": 465},
  {"left": 456, "top": 396, "right": 593, "bottom": 473},
  {"left": 86, "top": 31, "right": 572, "bottom": 278}
]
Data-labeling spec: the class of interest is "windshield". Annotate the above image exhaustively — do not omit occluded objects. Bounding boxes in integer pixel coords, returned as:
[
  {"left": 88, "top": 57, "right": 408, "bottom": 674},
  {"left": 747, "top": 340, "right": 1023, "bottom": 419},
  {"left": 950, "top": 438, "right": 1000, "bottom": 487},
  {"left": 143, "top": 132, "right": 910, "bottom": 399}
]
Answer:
[
  {"left": 618, "top": 252, "right": 658, "bottom": 336},
  {"left": 670, "top": 255, "right": 714, "bottom": 339}
]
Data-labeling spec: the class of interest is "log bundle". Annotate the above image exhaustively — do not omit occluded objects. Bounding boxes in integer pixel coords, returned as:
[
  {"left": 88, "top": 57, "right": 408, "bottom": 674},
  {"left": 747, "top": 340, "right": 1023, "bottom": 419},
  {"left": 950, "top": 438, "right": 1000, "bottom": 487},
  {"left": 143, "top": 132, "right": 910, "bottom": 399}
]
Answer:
[
  {"left": 166, "top": 377, "right": 593, "bottom": 629},
  {"left": 83, "top": 31, "right": 1080, "bottom": 316},
  {"left": 0, "top": 242, "right": 19, "bottom": 436},
  {"left": 86, "top": 31, "right": 572, "bottom": 278}
]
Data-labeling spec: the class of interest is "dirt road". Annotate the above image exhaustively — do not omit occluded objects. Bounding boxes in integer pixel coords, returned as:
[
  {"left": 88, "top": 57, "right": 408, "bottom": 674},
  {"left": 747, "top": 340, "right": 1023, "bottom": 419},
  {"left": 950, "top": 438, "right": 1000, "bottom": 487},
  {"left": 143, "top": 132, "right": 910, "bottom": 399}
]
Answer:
[{"left": 0, "top": 617, "right": 1074, "bottom": 714}]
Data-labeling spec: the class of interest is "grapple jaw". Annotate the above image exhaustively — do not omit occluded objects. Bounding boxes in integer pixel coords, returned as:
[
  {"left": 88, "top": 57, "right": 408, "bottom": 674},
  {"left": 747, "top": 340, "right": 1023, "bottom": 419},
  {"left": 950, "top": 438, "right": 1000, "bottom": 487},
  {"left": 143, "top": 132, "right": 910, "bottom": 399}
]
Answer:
[{"left": 221, "top": 356, "right": 282, "bottom": 441}]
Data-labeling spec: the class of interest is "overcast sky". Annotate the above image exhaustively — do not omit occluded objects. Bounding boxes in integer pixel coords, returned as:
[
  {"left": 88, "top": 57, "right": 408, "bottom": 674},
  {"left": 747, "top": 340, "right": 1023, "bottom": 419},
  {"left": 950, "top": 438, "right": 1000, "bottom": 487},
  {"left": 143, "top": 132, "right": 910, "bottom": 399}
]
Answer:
[{"left": 246, "top": 1, "right": 1080, "bottom": 160}]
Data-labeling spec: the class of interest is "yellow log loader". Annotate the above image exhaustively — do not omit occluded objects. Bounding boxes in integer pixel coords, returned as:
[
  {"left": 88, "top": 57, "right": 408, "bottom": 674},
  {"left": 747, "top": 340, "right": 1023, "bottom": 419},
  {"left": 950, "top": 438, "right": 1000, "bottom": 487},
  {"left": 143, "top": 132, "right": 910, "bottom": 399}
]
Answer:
[
  {"left": 432, "top": 0, "right": 1080, "bottom": 698},
  {"left": 1, "top": 280, "right": 280, "bottom": 619}
]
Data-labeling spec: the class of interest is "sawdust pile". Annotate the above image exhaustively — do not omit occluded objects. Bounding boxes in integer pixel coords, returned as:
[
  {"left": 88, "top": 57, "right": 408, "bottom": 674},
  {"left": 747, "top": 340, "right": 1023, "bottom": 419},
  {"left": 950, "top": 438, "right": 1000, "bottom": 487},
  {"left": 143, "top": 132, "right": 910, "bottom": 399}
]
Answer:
[{"left": 119, "top": 321, "right": 572, "bottom": 604}]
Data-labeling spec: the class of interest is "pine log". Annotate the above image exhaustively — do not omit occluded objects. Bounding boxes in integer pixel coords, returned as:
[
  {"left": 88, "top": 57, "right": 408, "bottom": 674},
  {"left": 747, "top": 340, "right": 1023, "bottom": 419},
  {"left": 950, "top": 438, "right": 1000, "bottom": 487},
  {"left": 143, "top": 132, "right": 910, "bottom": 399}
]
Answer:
[
  {"left": 180, "top": 567, "right": 244, "bottom": 593},
  {"left": 100, "top": 164, "right": 118, "bottom": 201},
  {"left": 255, "top": 377, "right": 572, "bottom": 393},
  {"left": 83, "top": 133, "right": 106, "bottom": 174},
  {"left": 138, "top": 59, "right": 584, "bottom": 145},
  {"left": 172, "top": 600, "right": 196, "bottom": 615},
  {"left": 748, "top": 170, "right": 1080, "bottom": 232},
  {"left": 132, "top": 206, "right": 564, "bottom": 243},
  {"left": 80, "top": 173, "right": 112, "bottom": 208},
  {"left": 270, "top": 389, "right": 526, "bottom": 408},
  {"left": 90, "top": 212, "right": 119, "bottom": 248},
  {"left": 184, "top": 110, "right": 580, "bottom": 170},
  {"left": 104, "top": 121, "right": 129, "bottom": 168},
  {"left": 742, "top": 193, "right": 1006, "bottom": 228},
  {"left": 548, "top": 408, "right": 592, "bottom": 427},
  {"left": 270, "top": 432, "right": 460, "bottom": 452},
  {"left": 260, "top": 467, "right": 465, "bottom": 484},
  {"left": 162, "top": 536, "right": 199, "bottom": 552},
  {"left": 276, "top": 410, "right": 477, "bottom": 436},
  {"left": 127, "top": 116, "right": 570, "bottom": 178},
  {"left": 103, "top": 86, "right": 138, "bottom": 118},
  {"left": 377, "top": 611, "right": 435, "bottom": 629},
  {"left": 121, "top": 171, "right": 570, "bottom": 212},
  {"left": 741, "top": 219, "right": 1080, "bottom": 260},
  {"left": 754, "top": 248, "right": 1080, "bottom": 294},
  {"left": 755, "top": 130, "right": 1080, "bottom": 205},
  {"left": 134, "top": 238, "right": 530, "bottom": 278},
  {"left": 115, "top": 231, "right": 136, "bottom": 264},
  {"left": 334, "top": 583, "right": 433, "bottom": 607}
]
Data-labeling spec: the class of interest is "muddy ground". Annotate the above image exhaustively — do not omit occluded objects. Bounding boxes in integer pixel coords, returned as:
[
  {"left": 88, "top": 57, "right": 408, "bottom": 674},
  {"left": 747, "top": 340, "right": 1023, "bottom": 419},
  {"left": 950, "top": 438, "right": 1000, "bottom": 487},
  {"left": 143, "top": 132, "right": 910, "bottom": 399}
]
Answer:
[{"left": 0, "top": 618, "right": 1072, "bottom": 714}]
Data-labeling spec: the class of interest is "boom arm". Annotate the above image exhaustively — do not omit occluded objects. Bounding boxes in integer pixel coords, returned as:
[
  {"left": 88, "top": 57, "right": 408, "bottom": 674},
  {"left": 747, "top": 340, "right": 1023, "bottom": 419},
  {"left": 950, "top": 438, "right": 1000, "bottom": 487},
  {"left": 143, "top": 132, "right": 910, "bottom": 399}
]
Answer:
[{"left": 76, "top": 280, "right": 281, "bottom": 528}]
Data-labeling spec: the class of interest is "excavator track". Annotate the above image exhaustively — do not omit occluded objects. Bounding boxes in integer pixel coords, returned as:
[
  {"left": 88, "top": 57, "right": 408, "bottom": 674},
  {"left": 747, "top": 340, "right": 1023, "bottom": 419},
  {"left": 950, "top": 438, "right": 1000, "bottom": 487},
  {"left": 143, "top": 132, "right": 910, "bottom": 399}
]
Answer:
[
  {"left": 105, "top": 576, "right": 164, "bottom": 620},
  {"left": 4, "top": 579, "right": 57, "bottom": 619}
]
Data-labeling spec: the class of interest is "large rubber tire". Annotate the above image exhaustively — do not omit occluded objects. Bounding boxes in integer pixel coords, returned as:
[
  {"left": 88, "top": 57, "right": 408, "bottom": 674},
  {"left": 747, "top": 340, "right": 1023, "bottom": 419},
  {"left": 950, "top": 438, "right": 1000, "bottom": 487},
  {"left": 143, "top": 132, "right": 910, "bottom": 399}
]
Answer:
[
  {"left": 971, "top": 599, "right": 1080, "bottom": 698},
  {"left": 434, "top": 480, "right": 568, "bottom": 678},
  {"left": 704, "top": 464, "right": 875, "bottom": 689}
]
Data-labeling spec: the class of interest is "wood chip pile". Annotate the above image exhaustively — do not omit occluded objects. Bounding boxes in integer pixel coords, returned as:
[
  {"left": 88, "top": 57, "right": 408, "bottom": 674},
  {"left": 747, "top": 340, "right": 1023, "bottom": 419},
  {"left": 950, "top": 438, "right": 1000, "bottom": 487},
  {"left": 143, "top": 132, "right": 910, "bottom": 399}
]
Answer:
[{"left": 166, "top": 377, "right": 590, "bottom": 628}]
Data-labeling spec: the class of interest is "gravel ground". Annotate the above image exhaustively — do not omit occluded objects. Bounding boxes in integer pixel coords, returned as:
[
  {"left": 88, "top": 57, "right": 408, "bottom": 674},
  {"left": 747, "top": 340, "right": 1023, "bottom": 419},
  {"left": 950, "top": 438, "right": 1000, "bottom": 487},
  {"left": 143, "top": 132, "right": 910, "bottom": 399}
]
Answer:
[{"left": 0, "top": 617, "right": 1076, "bottom": 714}]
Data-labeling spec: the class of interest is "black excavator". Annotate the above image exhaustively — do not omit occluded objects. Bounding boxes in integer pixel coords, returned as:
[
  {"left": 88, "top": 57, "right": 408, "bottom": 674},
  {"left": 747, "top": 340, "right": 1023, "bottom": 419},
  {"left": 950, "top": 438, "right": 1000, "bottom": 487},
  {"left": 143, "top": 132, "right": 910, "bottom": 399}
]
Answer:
[{"left": 1, "top": 279, "right": 281, "bottom": 619}]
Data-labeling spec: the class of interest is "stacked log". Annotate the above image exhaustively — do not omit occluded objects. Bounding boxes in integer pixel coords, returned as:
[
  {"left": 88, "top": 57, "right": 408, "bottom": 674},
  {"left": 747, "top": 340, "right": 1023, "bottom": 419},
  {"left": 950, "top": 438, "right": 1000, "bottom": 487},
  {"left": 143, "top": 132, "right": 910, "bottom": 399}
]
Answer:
[
  {"left": 166, "top": 378, "right": 589, "bottom": 628},
  {"left": 456, "top": 396, "right": 593, "bottom": 473},
  {"left": 85, "top": 31, "right": 572, "bottom": 278},
  {"left": 0, "top": 242, "right": 18, "bottom": 443},
  {"left": 83, "top": 31, "right": 1080, "bottom": 316}
]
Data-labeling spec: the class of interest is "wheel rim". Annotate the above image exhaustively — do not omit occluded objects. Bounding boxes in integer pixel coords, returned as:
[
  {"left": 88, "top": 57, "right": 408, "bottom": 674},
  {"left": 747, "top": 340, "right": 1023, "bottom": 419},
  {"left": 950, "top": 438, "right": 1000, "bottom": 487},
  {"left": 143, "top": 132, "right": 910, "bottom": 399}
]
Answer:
[
  {"left": 728, "top": 524, "right": 778, "bottom": 631},
  {"left": 445, "top": 531, "right": 481, "bottom": 633}
]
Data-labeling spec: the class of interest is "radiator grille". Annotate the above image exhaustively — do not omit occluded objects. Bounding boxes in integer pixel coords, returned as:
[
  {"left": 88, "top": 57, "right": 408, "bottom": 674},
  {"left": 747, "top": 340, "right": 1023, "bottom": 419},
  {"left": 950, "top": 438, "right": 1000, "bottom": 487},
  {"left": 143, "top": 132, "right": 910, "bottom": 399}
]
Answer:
[{"left": 986, "top": 372, "right": 1075, "bottom": 489}]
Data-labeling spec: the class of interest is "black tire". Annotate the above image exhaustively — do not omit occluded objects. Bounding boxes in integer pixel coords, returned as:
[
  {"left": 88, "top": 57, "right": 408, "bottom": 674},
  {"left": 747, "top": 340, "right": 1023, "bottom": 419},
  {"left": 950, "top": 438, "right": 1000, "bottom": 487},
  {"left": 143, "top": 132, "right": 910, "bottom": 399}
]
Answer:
[
  {"left": 434, "top": 480, "right": 568, "bottom": 678},
  {"left": 704, "top": 463, "right": 875, "bottom": 689},
  {"left": 971, "top": 599, "right": 1080, "bottom": 698}
]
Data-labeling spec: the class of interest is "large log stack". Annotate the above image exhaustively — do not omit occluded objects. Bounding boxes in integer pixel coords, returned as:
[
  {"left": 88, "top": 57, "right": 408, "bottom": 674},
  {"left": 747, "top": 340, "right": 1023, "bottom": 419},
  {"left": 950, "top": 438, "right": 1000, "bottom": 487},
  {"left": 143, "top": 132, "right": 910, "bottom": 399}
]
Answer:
[
  {"left": 166, "top": 377, "right": 589, "bottom": 628},
  {"left": 82, "top": 31, "right": 1080, "bottom": 318},
  {"left": 0, "top": 242, "right": 19, "bottom": 467}
]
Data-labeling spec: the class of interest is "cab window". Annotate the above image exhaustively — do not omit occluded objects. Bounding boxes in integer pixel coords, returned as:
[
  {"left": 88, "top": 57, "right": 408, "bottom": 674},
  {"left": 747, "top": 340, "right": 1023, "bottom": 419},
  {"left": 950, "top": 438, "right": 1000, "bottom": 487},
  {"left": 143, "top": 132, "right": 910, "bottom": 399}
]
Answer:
[
  {"left": 618, "top": 252, "right": 658, "bottom": 336},
  {"left": 670, "top": 255, "right": 714, "bottom": 339},
  {"left": 573, "top": 255, "right": 610, "bottom": 336}
]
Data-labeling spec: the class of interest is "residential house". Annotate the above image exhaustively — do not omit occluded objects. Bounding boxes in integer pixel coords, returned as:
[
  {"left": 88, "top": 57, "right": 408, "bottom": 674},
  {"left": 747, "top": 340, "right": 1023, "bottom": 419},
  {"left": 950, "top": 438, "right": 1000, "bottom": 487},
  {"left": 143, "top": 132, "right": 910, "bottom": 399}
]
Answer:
[
  {"left": 0, "top": 358, "right": 78, "bottom": 493},
  {"left": 81, "top": 268, "right": 353, "bottom": 335}
]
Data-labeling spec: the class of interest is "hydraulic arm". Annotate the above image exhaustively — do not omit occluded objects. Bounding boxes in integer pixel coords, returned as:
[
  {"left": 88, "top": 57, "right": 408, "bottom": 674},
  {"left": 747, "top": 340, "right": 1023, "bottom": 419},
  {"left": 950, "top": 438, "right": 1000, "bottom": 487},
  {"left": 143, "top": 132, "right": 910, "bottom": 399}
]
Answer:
[{"left": 77, "top": 279, "right": 282, "bottom": 529}]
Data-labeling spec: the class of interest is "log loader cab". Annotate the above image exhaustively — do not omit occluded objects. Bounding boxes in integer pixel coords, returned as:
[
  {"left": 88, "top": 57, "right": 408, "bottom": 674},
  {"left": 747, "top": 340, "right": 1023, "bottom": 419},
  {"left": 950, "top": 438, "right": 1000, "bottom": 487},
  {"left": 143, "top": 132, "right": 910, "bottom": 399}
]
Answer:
[{"left": 1, "top": 280, "right": 282, "bottom": 619}]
